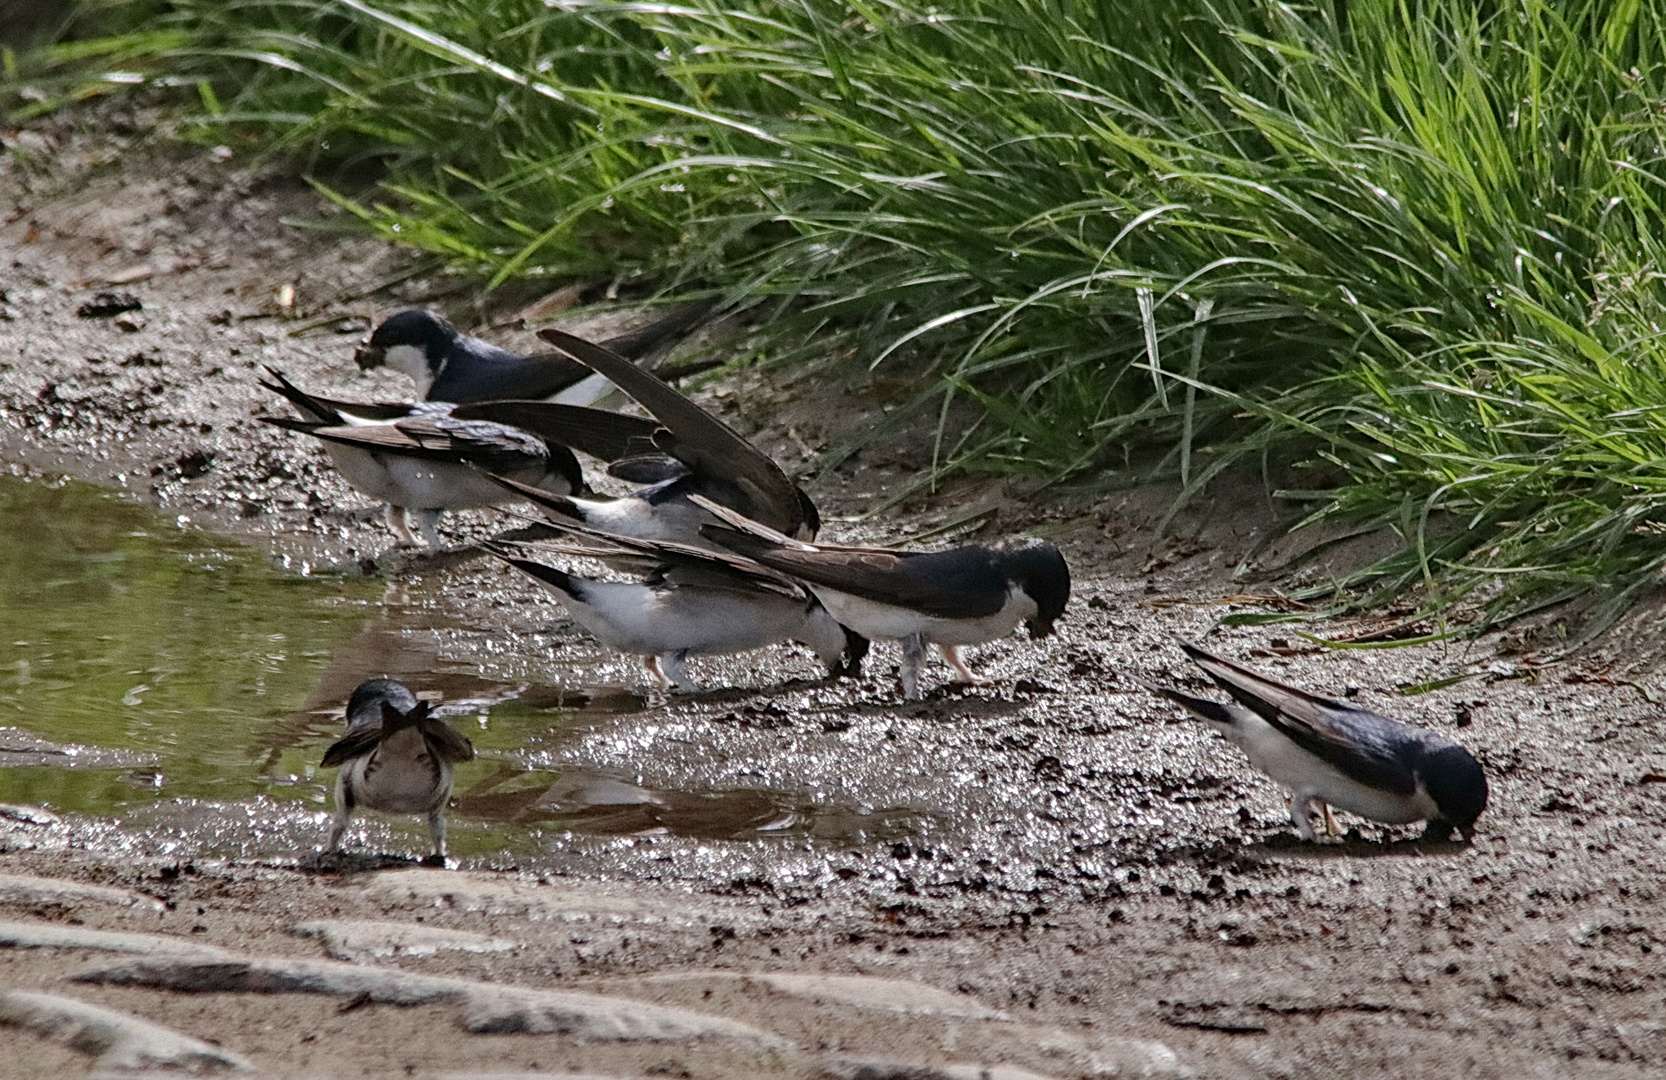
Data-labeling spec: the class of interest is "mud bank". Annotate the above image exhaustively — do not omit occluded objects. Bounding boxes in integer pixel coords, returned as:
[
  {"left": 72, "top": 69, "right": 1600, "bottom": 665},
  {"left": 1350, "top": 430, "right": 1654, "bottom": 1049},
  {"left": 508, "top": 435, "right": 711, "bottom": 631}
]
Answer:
[{"left": 2, "top": 108, "right": 1665, "bottom": 1079}]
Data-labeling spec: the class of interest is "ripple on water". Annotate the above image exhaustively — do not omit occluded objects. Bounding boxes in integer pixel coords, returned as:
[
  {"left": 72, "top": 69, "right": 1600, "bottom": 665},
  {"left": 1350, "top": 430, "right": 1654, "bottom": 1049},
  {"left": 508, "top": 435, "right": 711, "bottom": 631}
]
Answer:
[{"left": 0, "top": 475, "right": 921, "bottom": 863}]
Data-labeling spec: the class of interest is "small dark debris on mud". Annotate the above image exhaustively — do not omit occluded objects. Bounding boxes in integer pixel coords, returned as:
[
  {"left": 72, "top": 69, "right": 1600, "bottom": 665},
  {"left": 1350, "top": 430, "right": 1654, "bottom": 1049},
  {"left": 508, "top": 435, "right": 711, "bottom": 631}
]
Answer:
[{"left": 75, "top": 291, "right": 142, "bottom": 319}]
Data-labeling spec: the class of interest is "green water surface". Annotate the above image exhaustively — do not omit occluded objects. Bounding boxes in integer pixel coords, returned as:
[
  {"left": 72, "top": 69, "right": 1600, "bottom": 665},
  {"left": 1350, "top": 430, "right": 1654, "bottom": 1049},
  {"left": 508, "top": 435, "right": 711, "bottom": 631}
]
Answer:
[
  {"left": 0, "top": 476, "right": 384, "bottom": 813},
  {"left": 0, "top": 477, "right": 905, "bottom": 858}
]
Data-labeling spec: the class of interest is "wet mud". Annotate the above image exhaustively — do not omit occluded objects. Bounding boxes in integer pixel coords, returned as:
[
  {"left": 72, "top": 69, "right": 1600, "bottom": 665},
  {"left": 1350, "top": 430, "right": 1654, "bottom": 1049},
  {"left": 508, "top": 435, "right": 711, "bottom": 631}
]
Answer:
[{"left": 2, "top": 108, "right": 1665, "bottom": 1079}]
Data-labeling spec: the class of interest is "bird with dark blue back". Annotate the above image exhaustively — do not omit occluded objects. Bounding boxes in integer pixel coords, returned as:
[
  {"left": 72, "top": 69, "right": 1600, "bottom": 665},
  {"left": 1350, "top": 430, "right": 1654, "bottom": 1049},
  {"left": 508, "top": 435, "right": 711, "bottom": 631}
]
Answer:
[
  {"left": 1150, "top": 642, "right": 1489, "bottom": 842},
  {"left": 355, "top": 304, "right": 709, "bottom": 405},
  {"left": 695, "top": 498, "right": 1070, "bottom": 700}
]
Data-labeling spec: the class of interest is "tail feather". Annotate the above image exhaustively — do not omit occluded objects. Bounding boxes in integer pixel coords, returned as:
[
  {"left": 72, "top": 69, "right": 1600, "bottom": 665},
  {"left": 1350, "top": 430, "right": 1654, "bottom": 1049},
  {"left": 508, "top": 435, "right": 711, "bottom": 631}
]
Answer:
[
  {"left": 481, "top": 540, "right": 583, "bottom": 600},
  {"left": 259, "top": 415, "right": 323, "bottom": 436},
  {"left": 1177, "top": 639, "right": 1336, "bottom": 728},
  {"left": 259, "top": 366, "right": 342, "bottom": 426},
  {"left": 1144, "top": 680, "right": 1240, "bottom": 728},
  {"left": 598, "top": 299, "right": 718, "bottom": 361}
]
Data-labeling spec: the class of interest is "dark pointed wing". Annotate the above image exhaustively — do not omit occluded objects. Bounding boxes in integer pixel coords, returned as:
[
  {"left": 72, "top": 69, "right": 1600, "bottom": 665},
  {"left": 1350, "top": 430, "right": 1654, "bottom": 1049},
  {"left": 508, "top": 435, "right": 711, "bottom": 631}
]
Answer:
[
  {"left": 417, "top": 708, "right": 475, "bottom": 764},
  {"left": 1179, "top": 642, "right": 1419, "bottom": 795},
  {"left": 483, "top": 473, "right": 585, "bottom": 519},
  {"left": 536, "top": 328, "right": 810, "bottom": 537},
  {"left": 535, "top": 515, "right": 808, "bottom": 597},
  {"left": 259, "top": 367, "right": 412, "bottom": 424},
  {"left": 321, "top": 699, "right": 440, "bottom": 767},
  {"left": 320, "top": 727, "right": 383, "bottom": 768},
  {"left": 264, "top": 420, "right": 478, "bottom": 463},
  {"left": 701, "top": 525, "right": 1010, "bottom": 619},
  {"left": 449, "top": 401, "right": 663, "bottom": 462},
  {"left": 394, "top": 415, "right": 545, "bottom": 459},
  {"left": 687, "top": 493, "right": 819, "bottom": 548},
  {"left": 594, "top": 300, "right": 716, "bottom": 360}
]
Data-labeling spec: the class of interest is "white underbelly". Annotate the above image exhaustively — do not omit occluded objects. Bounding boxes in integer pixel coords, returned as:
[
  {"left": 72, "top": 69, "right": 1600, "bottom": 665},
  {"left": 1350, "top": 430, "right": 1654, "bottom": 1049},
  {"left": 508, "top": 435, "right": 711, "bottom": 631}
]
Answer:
[
  {"left": 341, "top": 728, "right": 451, "bottom": 815},
  {"left": 552, "top": 581, "right": 815, "bottom": 656},
  {"left": 1225, "top": 712, "right": 1438, "bottom": 824},
  {"left": 575, "top": 495, "right": 717, "bottom": 549},
  {"left": 811, "top": 587, "right": 1034, "bottom": 645},
  {"left": 323, "top": 446, "right": 546, "bottom": 510}
]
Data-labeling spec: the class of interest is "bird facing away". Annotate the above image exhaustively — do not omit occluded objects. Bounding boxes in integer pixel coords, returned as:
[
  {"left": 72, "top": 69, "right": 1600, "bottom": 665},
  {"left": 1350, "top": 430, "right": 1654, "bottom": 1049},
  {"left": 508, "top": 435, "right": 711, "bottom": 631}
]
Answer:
[
  {"left": 354, "top": 302, "right": 711, "bottom": 405},
  {"left": 1150, "top": 641, "right": 1489, "bottom": 842},
  {"left": 527, "top": 327, "right": 820, "bottom": 542},
  {"left": 483, "top": 527, "right": 861, "bottom": 692},
  {"left": 259, "top": 367, "right": 585, "bottom": 548},
  {"left": 694, "top": 497, "right": 1070, "bottom": 700},
  {"left": 321, "top": 678, "right": 475, "bottom": 863}
]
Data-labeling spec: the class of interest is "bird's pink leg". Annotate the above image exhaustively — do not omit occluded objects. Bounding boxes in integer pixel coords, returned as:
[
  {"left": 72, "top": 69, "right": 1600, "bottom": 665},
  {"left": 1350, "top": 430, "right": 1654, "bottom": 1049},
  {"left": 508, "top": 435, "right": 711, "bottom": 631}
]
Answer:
[{"left": 938, "top": 644, "right": 989, "bottom": 685}]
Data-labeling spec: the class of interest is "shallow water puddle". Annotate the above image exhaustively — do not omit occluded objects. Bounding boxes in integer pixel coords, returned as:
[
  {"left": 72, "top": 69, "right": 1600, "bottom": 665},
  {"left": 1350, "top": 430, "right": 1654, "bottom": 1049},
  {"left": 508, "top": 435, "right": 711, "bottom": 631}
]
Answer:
[{"left": 0, "top": 476, "right": 904, "bottom": 861}]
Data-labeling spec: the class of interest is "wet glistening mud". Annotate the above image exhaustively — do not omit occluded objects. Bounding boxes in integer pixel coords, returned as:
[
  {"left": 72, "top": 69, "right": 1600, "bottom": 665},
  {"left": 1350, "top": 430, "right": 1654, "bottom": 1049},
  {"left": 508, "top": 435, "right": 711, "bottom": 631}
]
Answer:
[{"left": 3, "top": 115, "right": 1666, "bottom": 1080}]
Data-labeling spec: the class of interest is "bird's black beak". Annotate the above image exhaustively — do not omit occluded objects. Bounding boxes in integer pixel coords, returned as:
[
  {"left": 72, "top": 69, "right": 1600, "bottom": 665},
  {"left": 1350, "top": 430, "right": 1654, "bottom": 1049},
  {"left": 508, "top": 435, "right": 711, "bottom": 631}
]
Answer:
[{"left": 353, "top": 342, "right": 386, "bottom": 371}]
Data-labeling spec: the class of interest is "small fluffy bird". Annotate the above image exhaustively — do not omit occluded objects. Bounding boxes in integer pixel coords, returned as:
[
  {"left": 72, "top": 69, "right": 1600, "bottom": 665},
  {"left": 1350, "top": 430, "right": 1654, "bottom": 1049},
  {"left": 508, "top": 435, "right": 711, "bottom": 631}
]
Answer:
[
  {"left": 695, "top": 498, "right": 1070, "bottom": 699},
  {"left": 355, "top": 303, "right": 711, "bottom": 405},
  {"left": 1150, "top": 642, "right": 1489, "bottom": 842},
  {"left": 259, "top": 368, "right": 586, "bottom": 548},
  {"left": 484, "top": 527, "right": 862, "bottom": 691},
  {"left": 321, "top": 678, "right": 475, "bottom": 862}
]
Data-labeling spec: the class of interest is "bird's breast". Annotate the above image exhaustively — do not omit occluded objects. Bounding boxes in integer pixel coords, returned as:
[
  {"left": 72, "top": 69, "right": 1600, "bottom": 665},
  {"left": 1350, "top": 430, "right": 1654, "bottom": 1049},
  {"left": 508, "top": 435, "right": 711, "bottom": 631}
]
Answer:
[{"left": 811, "top": 586, "right": 1033, "bottom": 645}]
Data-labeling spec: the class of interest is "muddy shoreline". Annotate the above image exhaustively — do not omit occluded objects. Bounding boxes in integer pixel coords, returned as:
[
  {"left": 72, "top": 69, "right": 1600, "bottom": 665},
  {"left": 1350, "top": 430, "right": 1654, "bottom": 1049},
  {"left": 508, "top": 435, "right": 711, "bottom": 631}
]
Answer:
[{"left": 2, "top": 110, "right": 1665, "bottom": 1079}]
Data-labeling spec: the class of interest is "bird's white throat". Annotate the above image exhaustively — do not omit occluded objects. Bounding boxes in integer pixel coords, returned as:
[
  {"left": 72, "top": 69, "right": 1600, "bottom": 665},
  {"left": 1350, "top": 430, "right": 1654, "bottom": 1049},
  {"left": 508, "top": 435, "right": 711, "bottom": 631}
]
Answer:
[{"left": 383, "top": 344, "right": 435, "bottom": 395}]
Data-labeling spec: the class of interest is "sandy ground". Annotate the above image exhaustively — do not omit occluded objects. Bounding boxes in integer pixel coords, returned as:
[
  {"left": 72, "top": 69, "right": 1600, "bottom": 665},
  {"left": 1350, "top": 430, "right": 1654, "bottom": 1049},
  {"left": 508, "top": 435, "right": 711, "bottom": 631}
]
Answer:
[{"left": 2, "top": 103, "right": 1666, "bottom": 1080}]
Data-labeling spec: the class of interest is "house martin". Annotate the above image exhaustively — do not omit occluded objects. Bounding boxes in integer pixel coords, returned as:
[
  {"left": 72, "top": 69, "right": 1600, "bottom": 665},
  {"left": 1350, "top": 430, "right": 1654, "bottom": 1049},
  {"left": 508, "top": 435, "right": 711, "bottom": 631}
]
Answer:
[
  {"left": 259, "top": 367, "right": 584, "bottom": 548},
  {"left": 354, "top": 302, "right": 711, "bottom": 405},
  {"left": 321, "top": 678, "right": 475, "bottom": 863},
  {"left": 534, "top": 327, "right": 819, "bottom": 540},
  {"left": 1150, "top": 641, "right": 1489, "bottom": 842},
  {"left": 482, "top": 526, "right": 862, "bottom": 691},
  {"left": 693, "top": 498, "right": 1069, "bottom": 699}
]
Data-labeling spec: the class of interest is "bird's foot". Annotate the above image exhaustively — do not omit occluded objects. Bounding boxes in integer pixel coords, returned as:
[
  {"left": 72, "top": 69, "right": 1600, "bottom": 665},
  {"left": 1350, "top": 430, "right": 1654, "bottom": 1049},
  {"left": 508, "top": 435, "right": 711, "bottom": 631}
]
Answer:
[
  {"left": 1289, "top": 792, "right": 1324, "bottom": 842},
  {"left": 643, "top": 655, "right": 674, "bottom": 689},
  {"left": 385, "top": 504, "right": 419, "bottom": 545},
  {"left": 1419, "top": 819, "right": 1461, "bottom": 843},
  {"left": 900, "top": 633, "right": 927, "bottom": 700},
  {"left": 937, "top": 644, "right": 989, "bottom": 685},
  {"left": 661, "top": 651, "right": 702, "bottom": 693},
  {"left": 414, "top": 508, "right": 446, "bottom": 550}
]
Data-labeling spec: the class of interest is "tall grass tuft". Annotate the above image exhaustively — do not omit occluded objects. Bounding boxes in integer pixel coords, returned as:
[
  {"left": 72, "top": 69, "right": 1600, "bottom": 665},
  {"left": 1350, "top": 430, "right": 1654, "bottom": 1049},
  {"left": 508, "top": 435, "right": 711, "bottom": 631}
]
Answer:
[{"left": 16, "top": 0, "right": 1666, "bottom": 632}]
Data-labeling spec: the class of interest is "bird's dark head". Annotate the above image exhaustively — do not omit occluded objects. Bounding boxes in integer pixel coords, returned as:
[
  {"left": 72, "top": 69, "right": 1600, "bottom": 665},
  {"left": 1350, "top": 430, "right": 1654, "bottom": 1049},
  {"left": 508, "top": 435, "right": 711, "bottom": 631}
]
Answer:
[
  {"left": 1419, "top": 742, "right": 1489, "bottom": 840},
  {"left": 345, "top": 677, "right": 419, "bottom": 729},
  {"left": 994, "top": 536, "right": 1071, "bottom": 638},
  {"left": 355, "top": 309, "right": 458, "bottom": 377}
]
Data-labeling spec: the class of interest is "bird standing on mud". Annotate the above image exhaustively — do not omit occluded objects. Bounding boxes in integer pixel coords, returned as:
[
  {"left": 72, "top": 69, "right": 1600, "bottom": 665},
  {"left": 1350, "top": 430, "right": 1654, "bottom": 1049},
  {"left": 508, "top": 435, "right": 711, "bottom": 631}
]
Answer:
[
  {"left": 321, "top": 678, "right": 475, "bottom": 864},
  {"left": 695, "top": 497, "right": 1070, "bottom": 699},
  {"left": 1149, "top": 642, "right": 1489, "bottom": 842},
  {"left": 484, "top": 523, "right": 864, "bottom": 691},
  {"left": 354, "top": 304, "right": 710, "bottom": 405},
  {"left": 258, "top": 368, "right": 586, "bottom": 549}
]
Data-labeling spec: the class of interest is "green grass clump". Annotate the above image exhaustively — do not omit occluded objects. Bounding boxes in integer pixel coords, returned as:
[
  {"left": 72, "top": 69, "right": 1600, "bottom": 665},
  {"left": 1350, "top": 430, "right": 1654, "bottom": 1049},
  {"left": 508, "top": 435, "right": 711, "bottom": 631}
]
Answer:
[{"left": 16, "top": 0, "right": 1666, "bottom": 634}]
